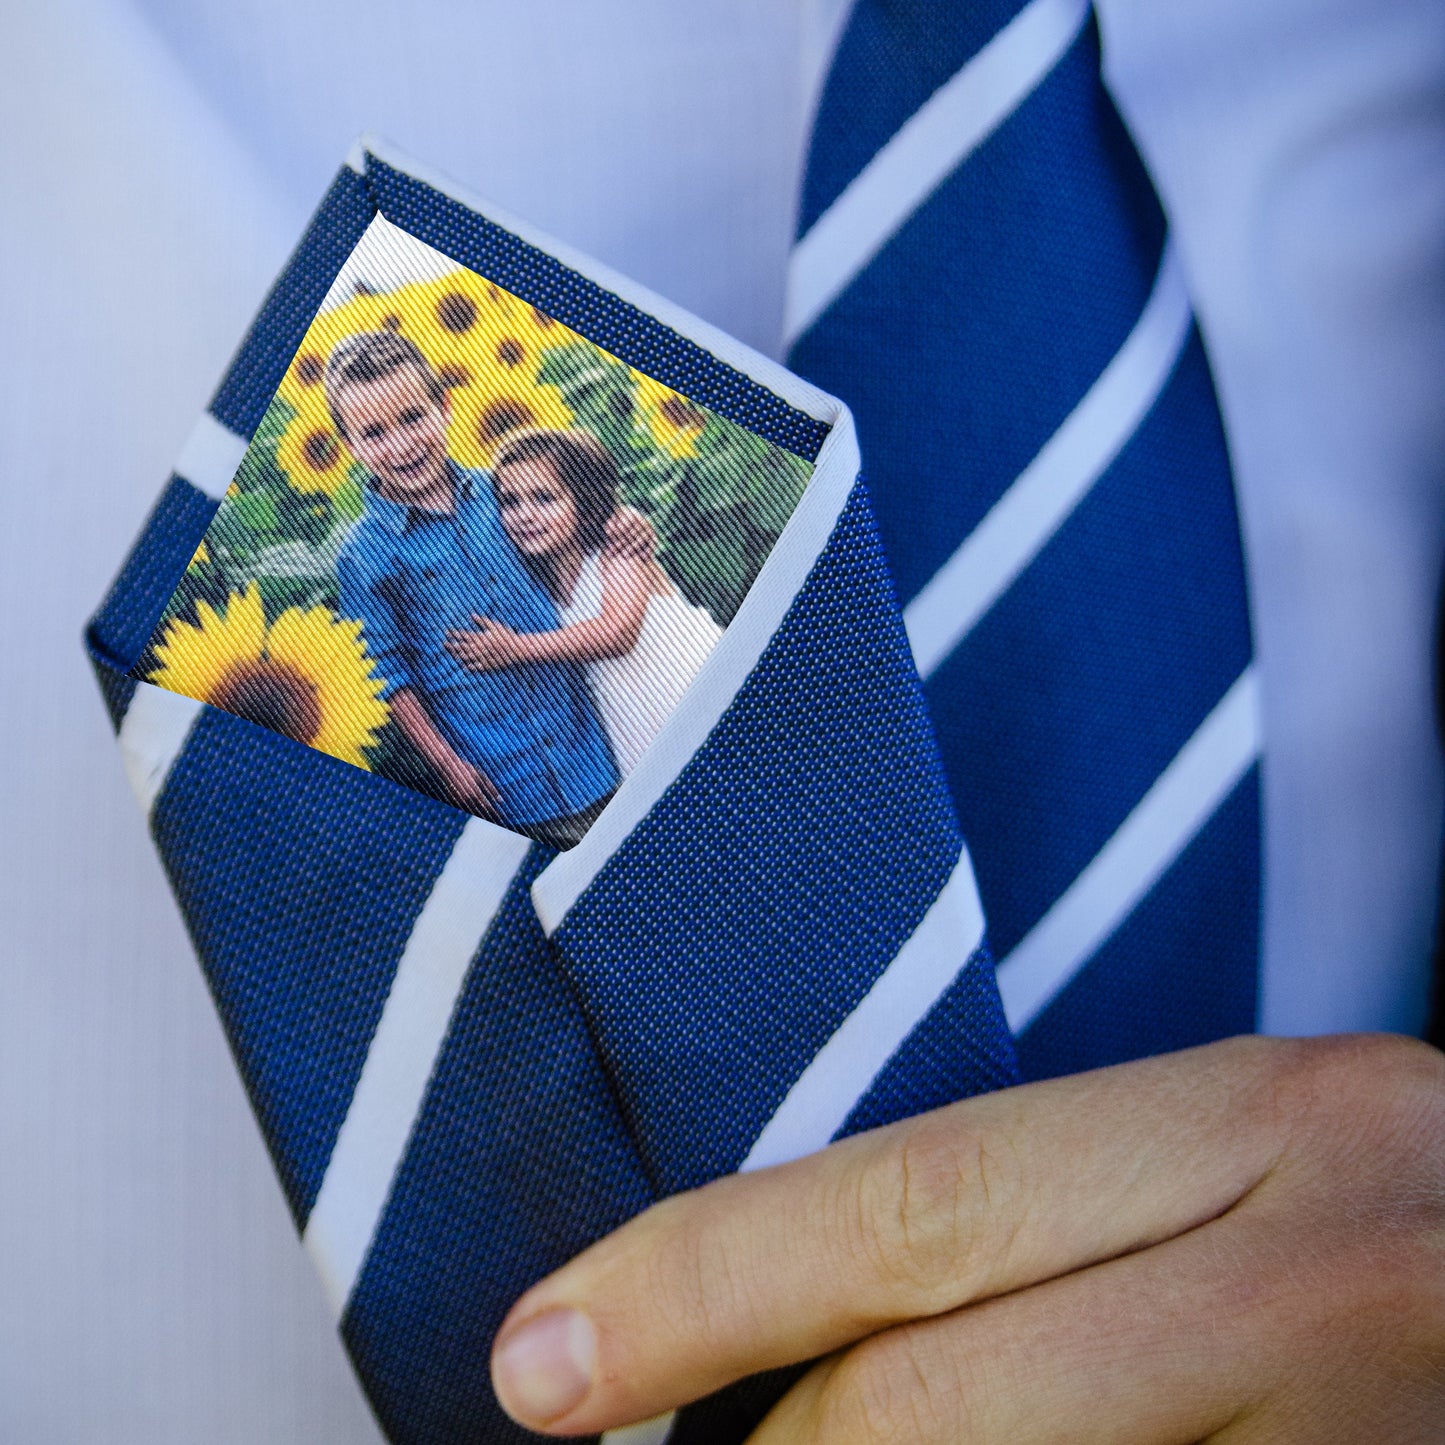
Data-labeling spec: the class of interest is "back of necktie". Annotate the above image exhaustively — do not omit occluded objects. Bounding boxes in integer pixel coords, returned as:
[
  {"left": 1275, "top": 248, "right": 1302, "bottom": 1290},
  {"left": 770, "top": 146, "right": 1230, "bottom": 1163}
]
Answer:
[
  {"left": 789, "top": 0, "right": 1262, "bottom": 1079},
  {"left": 87, "top": 143, "right": 1018, "bottom": 1443}
]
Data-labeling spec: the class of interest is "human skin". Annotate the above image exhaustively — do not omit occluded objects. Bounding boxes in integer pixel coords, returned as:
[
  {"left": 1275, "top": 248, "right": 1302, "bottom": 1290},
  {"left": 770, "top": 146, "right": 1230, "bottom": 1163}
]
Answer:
[
  {"left": 332, "top": 365, "right": 454, "bottom": 510},
  {"left": 489, "top": 1034, "right": 1445, "bottom": 1441},
  {"left": 330, "top": 364, "right": 501, "bottom": 806},
  {"left": 445, "top": 456, "right": 654, "bottom": 671},
  {"left": 388, "top": 689, "right": 499, "bottom": 816},
  {"left": 491, "top": 455, "right": 587, "bottom": 570}
]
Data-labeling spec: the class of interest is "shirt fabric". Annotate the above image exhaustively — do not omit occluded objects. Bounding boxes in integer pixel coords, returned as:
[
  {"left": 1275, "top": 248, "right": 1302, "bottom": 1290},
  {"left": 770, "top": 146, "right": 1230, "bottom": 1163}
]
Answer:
[
  {"left": 338, "top": 462, "right": 618, "bottom": 825},
  {"left": 1, "top": 1, "right": 1442, "bottom": 1441}
]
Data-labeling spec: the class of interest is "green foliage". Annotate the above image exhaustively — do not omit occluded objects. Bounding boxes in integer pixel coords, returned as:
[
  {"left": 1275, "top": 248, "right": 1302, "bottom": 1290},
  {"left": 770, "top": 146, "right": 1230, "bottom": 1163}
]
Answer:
[
  {"left": 540, "top": 342, "right": 813, "bottom": 625},
  {"left": 169, "top": 394, "right": 355, "bottom": 633},
  {"left": 167, "top": 333, "right": 814, "bottom": 646},
  {"left": 233, "top": 490, "right": 279, "bottom": 533}
]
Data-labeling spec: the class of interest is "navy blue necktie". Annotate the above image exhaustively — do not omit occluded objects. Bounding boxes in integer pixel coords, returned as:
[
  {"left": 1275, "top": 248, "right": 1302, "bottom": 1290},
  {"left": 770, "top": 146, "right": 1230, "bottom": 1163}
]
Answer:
[
  {"left": 85, "top": 1, "right": 1262, "bottom": 1435},
  {"left": 789, "top": 0, "right": 1262, "bottom": 1081},
  {"left": 88, "top": 139, "right": 1017, "bottom": 1444}
]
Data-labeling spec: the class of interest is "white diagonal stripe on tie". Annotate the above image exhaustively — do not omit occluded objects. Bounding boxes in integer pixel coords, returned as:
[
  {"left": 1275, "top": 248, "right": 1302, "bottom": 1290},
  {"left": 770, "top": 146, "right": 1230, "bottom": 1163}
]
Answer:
[
  {"left": 303, "top": 819, "right": 533, "bottom": 1319},
  {"left": 597, "top": 854, "right": 989, "bottom": 1445},
  {"left": 904, "top": 240, "right": 1192, "bottom": 679},
  {"left": 601, "top": 1415, "right": 678, "bottom": 1445},
  {"left": 997, "top": 667, "right": 1261, "bottom": 1033},
  {"left": 173, "top": 410, "right": 250, "bottom": 500},
  {"left": 784, "top": 0, "right": 1090, "bottom": 347},
  {"left": 118, "top": 681, "right": 205, "bottom": 815},
  {"left": 741, "top": 849, "right": 987, "bottom": 1173}
]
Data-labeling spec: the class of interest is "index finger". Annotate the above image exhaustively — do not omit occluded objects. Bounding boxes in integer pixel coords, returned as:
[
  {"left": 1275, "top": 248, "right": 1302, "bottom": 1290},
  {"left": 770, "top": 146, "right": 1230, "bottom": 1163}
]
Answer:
[{"left": 489, "top": 1037, "right": 1293, "bottom": 1435}]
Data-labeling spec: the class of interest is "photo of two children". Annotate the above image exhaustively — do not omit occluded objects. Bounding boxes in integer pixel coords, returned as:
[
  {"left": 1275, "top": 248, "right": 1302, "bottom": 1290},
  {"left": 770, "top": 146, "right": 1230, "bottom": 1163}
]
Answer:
[{"left": 139, "top": 220, "right": 814, "bottom": 849}]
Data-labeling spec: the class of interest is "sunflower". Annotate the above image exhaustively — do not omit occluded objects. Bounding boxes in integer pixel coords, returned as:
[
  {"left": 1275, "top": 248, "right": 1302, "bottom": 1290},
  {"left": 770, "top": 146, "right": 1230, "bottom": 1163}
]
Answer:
[
  {"left": 452, "top": 318, "right": 550, "bottom": 398},
  {"left": 406, "top": 273, "right": 495, "bottom": 362},
  {"left": 274, "top": 385, "right": 352, "bottom": 497},
  {"left": 520, "top": 303, "right": 577, "bottom": 372},
  {"left": 279, "top": 343, "right": 330, "bottom": 410},
  {"left": 632, "top": 371, "right": 708, "bottom": 458},
  {"left": 447, "top": 379, "right": 574, "bottom": 468},
  {"left": 281, "top": 286, "right": 440, "bottom": 414},
  {"left": 476, "top": 309, "right": 543, "bottom": 379},
  {"left": 341, "top": 287, "right": 411, "bottom": 340},
  {"left": 431, "top": 279, "right": 486, "bottom": 340},
  {"left": 275, "top": 414, "right": 351, "bottom": 497},
  {"left": 278, "top": 299, "right": 372, "bottom": 410},
  {"left": 527, "top": 304, "right": 564, "bottom": 344},
  {"left": 363, "top": 279, "right": 452, "bottom": 370},
  {"left": 147, "top": 584, "right": 389, "bottom": 768},
  {"left": 409, "top": 273, "right": 542, "bottom": 389}
]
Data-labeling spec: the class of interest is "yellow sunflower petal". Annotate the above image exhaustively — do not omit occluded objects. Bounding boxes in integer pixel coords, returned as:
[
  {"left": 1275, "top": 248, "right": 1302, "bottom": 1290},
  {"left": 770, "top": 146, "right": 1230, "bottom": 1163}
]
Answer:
[
  {"left": 275, "top": 412, "right": 351, "bottom": 497},
  {"left": 226, "top": 582, "right": 268, "bottom": 657},
  {"left": 632, "top": 370, "right": 707, "bottom": 458},
  {"left": 147, "top": 583, "right": 266, "bottom": 703},
  {"left": 525, "top": 303, "right": 566, "bottom": 351},
  {"left": 283, "top": 379, "right": 336, "bottom": 436},
  {"left": 277, "top": 300, "right": 372, "bottom": 409},
  {"left": 649, "top": 411, "right": 704, "bottom": 459},
  {"left": 447, "top": 378, "right": 575, "bottom": 469},
  {"left": 148, "top": 614, "right": 226, "bottom": 700},
  {"left": 266, "top": 606, "right": 390, "bottom": 767},
  {"left": 410, "top": 280, "right": 532, "bottom": 390}
]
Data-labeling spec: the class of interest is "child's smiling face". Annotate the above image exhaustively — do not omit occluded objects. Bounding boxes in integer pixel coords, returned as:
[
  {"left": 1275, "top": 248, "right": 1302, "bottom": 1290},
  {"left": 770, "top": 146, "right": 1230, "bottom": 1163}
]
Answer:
[
  {"left": 494, "top": 457, "right": 581, "bottom": 561},
  {"left": 335, "top": 363, "right": 452, "bottom": 506}
]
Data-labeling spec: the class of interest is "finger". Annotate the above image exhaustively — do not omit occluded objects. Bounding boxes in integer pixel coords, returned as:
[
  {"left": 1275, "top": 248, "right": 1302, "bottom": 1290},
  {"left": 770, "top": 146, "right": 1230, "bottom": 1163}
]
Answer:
[
  {"left": 749, "top": 1155, "right": 1434, "bottom": 1445},
  {"left": 749, "top": 1204, "right": 1272, "bottom": 1445},
  {"left": 490, "top": 1038, "right": 1293, "bottom": 1434}
]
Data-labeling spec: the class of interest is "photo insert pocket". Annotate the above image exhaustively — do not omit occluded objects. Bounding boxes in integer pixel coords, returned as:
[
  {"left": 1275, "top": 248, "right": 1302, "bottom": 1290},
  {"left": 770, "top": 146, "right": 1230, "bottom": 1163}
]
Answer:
[{"left": 136, "top": 216, "right": 814, "bottom": 849}]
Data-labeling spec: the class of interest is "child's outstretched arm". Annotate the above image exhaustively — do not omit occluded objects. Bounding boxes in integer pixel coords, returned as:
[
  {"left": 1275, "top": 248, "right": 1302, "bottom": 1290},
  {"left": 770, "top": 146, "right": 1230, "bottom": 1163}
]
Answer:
[
  {"left": 391, "top": 687, "right": 500, "bottom": 817},
  {"left": 446, "top": 553, "right": 651, "bottom": 671}
]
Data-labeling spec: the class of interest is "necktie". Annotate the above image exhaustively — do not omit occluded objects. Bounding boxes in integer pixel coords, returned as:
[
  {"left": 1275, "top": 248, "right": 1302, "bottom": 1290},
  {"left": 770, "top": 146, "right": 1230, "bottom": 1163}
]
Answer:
[
  {"left": 788, "top": 0, "right": 1262, "bottom": 1080},
  {"left": 87, "top": 138, "right": 1017, "bottom": 1444}
]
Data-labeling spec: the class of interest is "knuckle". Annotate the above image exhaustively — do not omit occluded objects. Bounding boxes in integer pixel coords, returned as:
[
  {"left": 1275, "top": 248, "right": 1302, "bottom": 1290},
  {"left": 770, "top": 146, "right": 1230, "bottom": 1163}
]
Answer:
[
  {"left": 1268, "top": 1034, "right": 1445, "bottom": 1168},
  {"left": 641, "top": 1191, "right": 764, "bottom": 1354},
  {"left": 1252, "top": 1037, "right": 1445, "bottom": 1349},
  {"left": 848, "top": 1113, "right": 1023, "bottom": 1314},
  {"left": 815, "top": 1335, "right": 962, "bottom": 1445}
]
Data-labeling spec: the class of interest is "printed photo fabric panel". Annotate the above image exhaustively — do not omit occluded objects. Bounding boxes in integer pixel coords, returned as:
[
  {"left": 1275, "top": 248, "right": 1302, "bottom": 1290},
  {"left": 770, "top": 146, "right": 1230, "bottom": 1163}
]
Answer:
[
  {"left": 132, "top": 215, "right": 816, "bottom": 852},
  {"left": 86, "top": 138, "right": 1019, "bottom": 1445}
]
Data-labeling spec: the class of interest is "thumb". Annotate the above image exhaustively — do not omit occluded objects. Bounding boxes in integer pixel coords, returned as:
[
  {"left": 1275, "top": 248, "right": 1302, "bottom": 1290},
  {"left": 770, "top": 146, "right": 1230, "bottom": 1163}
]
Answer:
[{"left": 487, "top": 1039, "right": 1283, "bottom": 1434}]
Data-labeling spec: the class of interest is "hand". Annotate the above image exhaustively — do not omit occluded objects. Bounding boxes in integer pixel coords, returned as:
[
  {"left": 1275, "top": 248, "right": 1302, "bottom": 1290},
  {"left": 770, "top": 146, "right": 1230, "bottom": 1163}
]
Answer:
[
  {"left": 489, "top": 1035, "right": 1445, "bottom": 1441},
  {"left": 604, "top": 505, "right": 655, "bottom": 563},
  {"left": 446, "top": 616, "right": 528, "bottom": 671},
  {"left": 436, "top": 754, "right": 500, "bottom": 817}
]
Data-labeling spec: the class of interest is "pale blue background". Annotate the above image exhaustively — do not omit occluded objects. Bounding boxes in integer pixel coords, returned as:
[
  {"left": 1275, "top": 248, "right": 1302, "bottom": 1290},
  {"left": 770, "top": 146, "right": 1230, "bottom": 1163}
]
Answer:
[{"left": 0, "top": 1, "right": 1442, "bottom": 1439}]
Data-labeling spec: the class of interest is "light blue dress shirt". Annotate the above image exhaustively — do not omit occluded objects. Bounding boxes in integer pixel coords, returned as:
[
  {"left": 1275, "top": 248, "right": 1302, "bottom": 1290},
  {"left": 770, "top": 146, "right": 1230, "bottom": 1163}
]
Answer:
[{"left": 1, "top": 2, "right": 1441, "bottom": 1441}]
